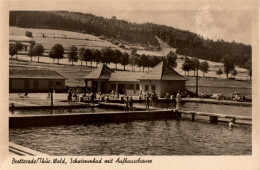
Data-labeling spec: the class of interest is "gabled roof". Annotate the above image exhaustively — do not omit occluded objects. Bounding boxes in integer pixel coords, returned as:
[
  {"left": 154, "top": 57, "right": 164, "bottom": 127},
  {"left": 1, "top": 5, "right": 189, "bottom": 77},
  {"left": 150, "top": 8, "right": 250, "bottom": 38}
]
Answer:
[
  {"left": 83, "top": 64, "right": 114, "bottom": 80},
  {"left": 139, "top": 61, "right": 187, "bottom": 81},
  {"left": 10, "top": 68, "right": 66, "bottom": 80},
  {"left": 109, "top": 71, "right": 146, "bottom": 82}
]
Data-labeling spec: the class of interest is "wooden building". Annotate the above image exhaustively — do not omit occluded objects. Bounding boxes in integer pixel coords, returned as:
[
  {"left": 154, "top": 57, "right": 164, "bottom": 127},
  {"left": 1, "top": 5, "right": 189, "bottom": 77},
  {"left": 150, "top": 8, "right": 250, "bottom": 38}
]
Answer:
[
  {"left": 83, "top": 61, "right": 187, "bottom": 97},
  {"left": 9, "top": 68, "right": 66, "bottom": 92}
]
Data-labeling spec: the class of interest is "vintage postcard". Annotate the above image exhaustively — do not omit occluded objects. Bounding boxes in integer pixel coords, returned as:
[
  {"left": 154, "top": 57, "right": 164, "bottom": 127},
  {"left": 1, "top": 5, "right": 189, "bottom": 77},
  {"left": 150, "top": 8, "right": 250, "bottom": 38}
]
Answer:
[{"left": 0, "top": 0, "right": 259, "bottom": 169}]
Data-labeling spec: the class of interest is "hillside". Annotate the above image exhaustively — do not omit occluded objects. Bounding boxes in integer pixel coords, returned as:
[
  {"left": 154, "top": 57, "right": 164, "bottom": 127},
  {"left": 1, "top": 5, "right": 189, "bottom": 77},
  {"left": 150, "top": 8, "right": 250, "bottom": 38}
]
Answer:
[
  {"left": 9, "top": 26, "right": 250, "bottom": 80},
  {"left": 10, "top": 11, "right": 251, "bottom": 67}
]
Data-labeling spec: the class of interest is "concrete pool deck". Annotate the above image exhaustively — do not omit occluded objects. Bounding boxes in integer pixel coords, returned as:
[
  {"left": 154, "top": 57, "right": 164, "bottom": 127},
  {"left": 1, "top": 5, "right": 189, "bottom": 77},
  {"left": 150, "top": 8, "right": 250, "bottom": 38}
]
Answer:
[
  {"left": 9, "top": 142, "right": 47, "bottom": 156},
  {"left": 9, "top": 102, "right": 252, "bottom": 128},
  {"left": 9, "top": 93, "right": 251, "bottom": 107}
]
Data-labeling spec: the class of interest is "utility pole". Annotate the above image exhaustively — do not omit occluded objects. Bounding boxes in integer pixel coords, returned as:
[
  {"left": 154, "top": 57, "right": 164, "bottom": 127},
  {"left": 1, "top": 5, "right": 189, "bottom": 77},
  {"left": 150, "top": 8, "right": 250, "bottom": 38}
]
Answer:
[
  {"left": 196, "top": 68, "right": 198, "bottom": 97},
  {"left": 51, "top": 87, "right": 54, "bottom": 107}
]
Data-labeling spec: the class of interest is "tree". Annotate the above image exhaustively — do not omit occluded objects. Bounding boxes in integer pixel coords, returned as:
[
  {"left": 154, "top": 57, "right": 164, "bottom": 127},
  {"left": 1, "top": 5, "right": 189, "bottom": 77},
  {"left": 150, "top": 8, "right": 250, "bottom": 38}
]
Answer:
[
  {"left": 191, "top": 57, "right": 200, "bottom": 76},
  {"left": 15, "top": 42, "right": 23, "bottom": 60},
  {"left": 9, "top": 44, "right": 17, "bottom": 60},
  {"left": 129, "top": 54, "right": 136, "bottom": 71},
  {"left": 231, "top": 68, "right": 237, "bottom": 78},
  {"left": 221, "top": 54, "right": 235, "bottom": 79},
  {"left": 182, "top": 57, "right": 192, "bottom": 76},
  {"left": 149, "top": 55, "right": 161, "bottom": 68},
  {"left": 130, "top": 48, "right": 137, "bottom": 71},
  {"left": 92, "top": 49, "right": 102, "bottom": 67},
  {"left": 216, "top": 68, "right": 223, "bottom": 79},
  {"left": 78, "top": 47, "right": 85, "bottom": 66},
  {"left": 83, "top": 49, "right": 93, "bottom": 66},
  {"left": 28, "top": 44, "right": 35, "bottom": 62},
  {"left": 113, "top": 49, "right": 122, "bottom": 69},
  {"left": 166, "top": 51, "right": 177, "bottom": 68},
  {"left": 34, "top": 44, "right": 44, "bottom": 63},
  {"left": 121, "top": 52, "right": 129, "bottom": 70},
  {"left": 199, "top": 61, "right": 209, "bottom": 77},
  {"left": 49, "top": 44, "right": 64, "bottom": 64},
  {"left": 101, "top": 47, "right": 113, "bottom": 65},
  {"left": 140, "top": 54, "right": 149, "bottom": 72},
  {"left": 67, "top": 45, "right": 78, "bottom": 65}
]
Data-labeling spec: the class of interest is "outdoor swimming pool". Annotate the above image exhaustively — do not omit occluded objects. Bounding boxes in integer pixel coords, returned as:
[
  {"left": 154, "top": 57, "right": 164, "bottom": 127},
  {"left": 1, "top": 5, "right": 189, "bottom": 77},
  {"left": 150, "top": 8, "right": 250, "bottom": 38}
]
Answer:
[{"left": 9, "top": 119, "right": 251, "bottom": 155}]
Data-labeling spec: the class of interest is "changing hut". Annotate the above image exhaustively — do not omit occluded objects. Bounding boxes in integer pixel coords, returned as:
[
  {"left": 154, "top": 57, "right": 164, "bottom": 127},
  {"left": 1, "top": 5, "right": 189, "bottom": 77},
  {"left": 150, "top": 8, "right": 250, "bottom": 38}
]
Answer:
[{"left": 83, "top": 61, "right": 187, "bottom": 97}]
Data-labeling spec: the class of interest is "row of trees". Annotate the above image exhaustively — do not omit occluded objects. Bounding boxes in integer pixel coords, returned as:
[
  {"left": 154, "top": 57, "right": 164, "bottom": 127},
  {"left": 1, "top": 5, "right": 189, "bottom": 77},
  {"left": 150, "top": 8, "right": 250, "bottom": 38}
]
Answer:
[
  {"left": 9, "top": 42, "right": 178, "bottom": 72},
  {"left": 181, "top": 53, "right": 251, "bottom": 80},
  {"left": 9, "top": 42, "right": 252, "bottom": 80},
  {"left": 46, "top": 44, "right": 169, "bottom": 71},
  {"left": 181, "top": 57, "right": 209, "bottom": 77}
]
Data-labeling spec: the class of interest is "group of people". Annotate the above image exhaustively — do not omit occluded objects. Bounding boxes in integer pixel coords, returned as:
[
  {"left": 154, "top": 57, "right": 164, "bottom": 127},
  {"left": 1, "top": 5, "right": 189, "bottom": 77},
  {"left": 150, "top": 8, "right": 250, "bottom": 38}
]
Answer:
[
  {"left": 67, "top": 89, "right": 95, "bottom": 105},
  {"left": 124, "top": 96, "right": 134, "bottom": 111},
  {"left": 164, "top": 91, "right": 181, "bottom": 110},
  {"left": 143, "top": 90, "right": 158, "bottom": 110},
  {"left": 232, "top": 92, "right": 246, "bottom": 102}
]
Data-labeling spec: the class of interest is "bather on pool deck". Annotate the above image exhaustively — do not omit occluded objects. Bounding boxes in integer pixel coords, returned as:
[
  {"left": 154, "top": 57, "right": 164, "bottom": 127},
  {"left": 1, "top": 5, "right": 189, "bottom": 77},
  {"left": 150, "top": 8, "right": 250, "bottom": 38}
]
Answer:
[
  {"left": 165, "top": 93, "right": 170, "bottom": 109},
  {"left": 144, "top": 91, "right": 150, "bottom": 111},
  {"left": 151, "top": 90, "right": 157, "bottom": 108},
  {"left": 176, "top": 90, "right": 181, "bottom": 110},
  {"left": 124, "top": 96, "right": 129, "bottom": 112},
  {"left": 67, "top": 89, "right": 72, "bottom": 104},
  {"left": 129, "top": 96, "right": 133, "bottom": 111}
]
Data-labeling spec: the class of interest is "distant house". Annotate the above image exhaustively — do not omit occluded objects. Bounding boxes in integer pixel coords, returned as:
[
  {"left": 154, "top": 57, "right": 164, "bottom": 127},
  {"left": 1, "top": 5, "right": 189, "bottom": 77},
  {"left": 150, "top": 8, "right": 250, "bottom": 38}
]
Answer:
[
  {"left": 83, "top": 61, "right": 187, "bottom": 97},
  {"left": 9, "top": 68, "right": 66, "bottom": 92}
]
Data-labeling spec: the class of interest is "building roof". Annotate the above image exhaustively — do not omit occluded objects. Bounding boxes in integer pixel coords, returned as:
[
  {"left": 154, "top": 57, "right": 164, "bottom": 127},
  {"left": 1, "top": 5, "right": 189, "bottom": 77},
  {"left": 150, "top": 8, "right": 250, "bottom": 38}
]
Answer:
[
  {"left": 139, "top": 61, "right": 188, "bottom": 81},
  {"left": 109, "top": 71, "right": 146, "bottom": 82},
  {"left": 10, "top": 68, "right": 66, "bottom": 80},
  {"left": 83, "top": 61, "right": 187, "bottom": 82},
  {"left": 82, "top": 64, "right": 114, "bottom": 80}
]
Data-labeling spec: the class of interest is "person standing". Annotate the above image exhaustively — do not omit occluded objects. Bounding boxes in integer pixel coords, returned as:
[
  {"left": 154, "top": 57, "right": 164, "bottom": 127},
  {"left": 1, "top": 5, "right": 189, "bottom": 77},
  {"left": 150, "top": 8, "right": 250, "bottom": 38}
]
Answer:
[
  {"left": 165, "top": 93, "right": 170, "bottom": 109},
  {"left": 124, "top": 96, "right": 130, "bottom": 112},
  {"left": 129, "top": 96, "right": 133, "bottom": 111},
  {"left": 67, "top": 89, "right": 72, "bottom": 104},
  {"left": 90, "top": 93, "right": 95, "bottom": 106},
  {"left": 145, "top": 91, "right": 150, "bottom": 110},
  {"left": 176, "top": 90, "right": 181, "bottom": 110}
]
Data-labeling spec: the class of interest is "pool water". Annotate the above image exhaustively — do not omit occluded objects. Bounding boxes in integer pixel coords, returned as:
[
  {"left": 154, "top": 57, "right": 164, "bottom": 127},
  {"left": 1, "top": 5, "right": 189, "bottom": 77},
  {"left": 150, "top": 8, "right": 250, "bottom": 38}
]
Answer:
[
  {"left": 138, "top": 102, "right": 251, "bottom": 117},
  {"left": 9, "top": 119, "right": 251, "bottom": 155},
  {"left": 10, "top": 107, "right": 121, "bottom": 116}
]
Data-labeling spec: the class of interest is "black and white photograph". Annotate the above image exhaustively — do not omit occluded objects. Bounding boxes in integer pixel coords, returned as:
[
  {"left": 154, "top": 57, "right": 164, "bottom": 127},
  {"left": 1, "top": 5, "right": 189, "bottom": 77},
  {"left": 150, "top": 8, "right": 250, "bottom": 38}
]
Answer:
[{"left": 1, "top": 0, "right": 260, "bottom": 169}]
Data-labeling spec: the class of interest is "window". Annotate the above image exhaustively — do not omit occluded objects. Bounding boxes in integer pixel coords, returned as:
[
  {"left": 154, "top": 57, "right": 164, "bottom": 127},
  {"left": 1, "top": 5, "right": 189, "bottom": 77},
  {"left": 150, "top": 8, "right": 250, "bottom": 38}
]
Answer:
[
  {"left": 56, "top": 81, "right": 61, "bottom": 86},
  {"left": 145, "top": 85, "right": 149, "bottom": 92},
  {"left": 126, "top": 84, "right": 134, "bottom": 90},
  {"left": 135, "top": 84, "right": 140, "bottom": 90},
  {"left": 151, "top": 84, "right": 156, "bottom": 91}
]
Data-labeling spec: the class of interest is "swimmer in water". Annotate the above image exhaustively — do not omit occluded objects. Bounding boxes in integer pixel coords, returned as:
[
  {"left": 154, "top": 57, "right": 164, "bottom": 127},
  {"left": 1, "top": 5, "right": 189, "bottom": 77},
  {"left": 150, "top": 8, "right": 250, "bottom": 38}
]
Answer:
[{"left": 229, "top": 119, "right": 239, "bottom": 129}]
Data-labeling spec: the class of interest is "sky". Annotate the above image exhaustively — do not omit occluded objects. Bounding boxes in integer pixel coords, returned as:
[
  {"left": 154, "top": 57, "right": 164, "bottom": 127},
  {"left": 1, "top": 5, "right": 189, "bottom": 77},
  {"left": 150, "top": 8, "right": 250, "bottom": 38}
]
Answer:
[{"left": 8, "top": 0, "right": 254, "bottom": 45}]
